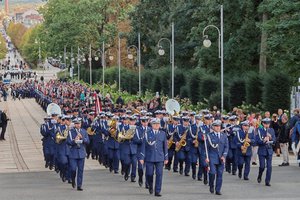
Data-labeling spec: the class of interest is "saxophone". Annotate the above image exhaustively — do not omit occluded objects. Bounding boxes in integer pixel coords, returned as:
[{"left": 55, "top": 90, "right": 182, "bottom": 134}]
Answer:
[
  {"left": 175, "top": 127, "right": 188, "bottom": 152},
  {"left": 241, "top": 131, "right": 250, "bottom": 155},
  {"left": 193, "top": 126, "right": 199, "bottom": 148},
  {"left": 167, "top": 134, "right": 175, "bottom": 149}
]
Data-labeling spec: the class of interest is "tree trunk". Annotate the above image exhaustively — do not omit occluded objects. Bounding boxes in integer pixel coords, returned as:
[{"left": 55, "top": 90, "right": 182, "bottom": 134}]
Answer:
[{"left": 259, "top": 13, "right": 268, "bottom": 74}]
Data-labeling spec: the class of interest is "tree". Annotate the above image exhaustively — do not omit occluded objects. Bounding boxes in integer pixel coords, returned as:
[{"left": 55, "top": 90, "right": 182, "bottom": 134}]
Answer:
[
  {"left": 39, "top": 0, "right": 130, "bottom": 63},
  {"left": 259, "top": 0, "right": 300, "bottom": 82},
  {"left": 262, "top": 70, "right": 291, "bottom": 113},
  {"left": 229, "top": 78, "right": 246, "bottom": 108}
]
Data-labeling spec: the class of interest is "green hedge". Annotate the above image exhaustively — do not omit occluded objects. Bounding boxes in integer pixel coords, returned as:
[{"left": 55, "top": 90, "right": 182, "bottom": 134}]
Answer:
[{"left": 75, "top": 66, "right": 292, "bottom": 113}]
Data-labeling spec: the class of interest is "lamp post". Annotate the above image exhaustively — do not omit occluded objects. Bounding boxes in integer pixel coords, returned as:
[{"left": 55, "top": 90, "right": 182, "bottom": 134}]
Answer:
[
  {"left": 118, "top": 34, "right": 121, "bottom": 93},
  {"left": 77, "top": 46, "right": 88, "bottom": 81},
  {"left": 88, "top": 44, "right": 92, "bottom": 85},
  {"left": 35, "top": 38, "right": 44, "bottom": 76},
  {"left": 94, "top": 41, "right": 106, "bottom": 90},
  {"left": 127, "top": 33, "right": 141, "bottom": 96},
  {"left": 64, "top": 45, "right": 67, "bottom": 79},
  {"left": 202, "top": 5, "right": 224, "bottom": 112},
  {"left": 157, "top": 23, "right": 175, "bottom": 98}
]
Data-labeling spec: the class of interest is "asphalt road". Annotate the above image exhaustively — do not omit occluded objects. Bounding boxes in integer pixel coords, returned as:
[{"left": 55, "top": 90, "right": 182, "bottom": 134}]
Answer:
[{"left": 0, "top": 165, "right": 299, "bottom": 200}]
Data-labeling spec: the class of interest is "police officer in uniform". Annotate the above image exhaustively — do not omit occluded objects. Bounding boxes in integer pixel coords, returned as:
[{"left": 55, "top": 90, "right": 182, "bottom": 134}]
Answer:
[
  {"left": 198, "top": 114, "right": 212, "bottom": 184},
  {"left": 67, "top": 118, "right": 90, "bottom": 191},
  {"left": 226, "top": 115, "right": 239, "bottom": 175},
  {"left": 140, "top": 118, "right": 168, "bottom": 197},
  {"left": 165, "top": 116, "right": 180, "bottom": 171},
  {"left": 135, "top": 116, "right": 148, "bottom": 187},
  {"left": 122, "top": 116, "right": 138, "bottom": 182},
  {"left": 256, "top": 118, "right": 276, "bottom": 186},
  {"left": 175, "top": 116, "right": 191, "bottom": 176},
  {"left": 189, "top": 114, "right": 201, "bottom": 180},
  {"left": 235, "top": 120, "right": 255, "bottom": 180},
  {"left": 206, "top": 120, "right": 228, "bottom": 195}
]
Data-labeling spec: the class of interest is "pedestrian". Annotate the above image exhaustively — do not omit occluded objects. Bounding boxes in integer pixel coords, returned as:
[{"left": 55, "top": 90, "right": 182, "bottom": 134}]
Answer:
[
  {"left": 0, "top": 110, "right": 10, "bottom": 140},
  {"left": 278, "top": 114, "right": 290, "bottom": 166}
]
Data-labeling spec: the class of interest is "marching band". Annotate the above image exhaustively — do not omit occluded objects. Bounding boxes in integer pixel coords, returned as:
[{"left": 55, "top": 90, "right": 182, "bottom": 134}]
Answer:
[{"left": 29, "top": 80, "right": 299, "bottom": 196}]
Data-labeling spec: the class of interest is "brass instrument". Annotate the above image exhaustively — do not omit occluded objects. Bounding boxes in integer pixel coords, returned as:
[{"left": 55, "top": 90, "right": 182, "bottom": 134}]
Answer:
[
  {"left": 108, "top": 119, "right": 118, "bottom": 140},
  {"left": 47, "top": 103, "right": 62, "bottom": 116},
  {"left": 117, "top": 125, "right": 136, "bottom": 143},
  {"left": 56, "top": 128, "right": 69, "bottom": 144},
  {"left": 241, "top": 131, "right": 250, "bottom": 155},
  {"left": 167, "top": 134, "right": 175, "bottom": 149},
  {"left": 193, "top": 126, "right": 199, "bottom": 148},
  {"left": 87, "top": 127, "right": 95, "bottom": 136},
  {"left": 175, "top": 127, "right": 188, "bottom": 152}
]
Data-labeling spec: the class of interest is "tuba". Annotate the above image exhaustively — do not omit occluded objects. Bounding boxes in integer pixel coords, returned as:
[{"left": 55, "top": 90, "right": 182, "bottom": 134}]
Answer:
[
  {"left": 241, "top": 131, "right": 250, "bottom": 155},
  {"left": 165, "top": 99, "right": 180, "bottom": 124},
  {"left": 118, "top": 125, "right": 136, "bottom": 143},
  {"left": 47, "top": 103, "right": 62, "bottom": 116}
]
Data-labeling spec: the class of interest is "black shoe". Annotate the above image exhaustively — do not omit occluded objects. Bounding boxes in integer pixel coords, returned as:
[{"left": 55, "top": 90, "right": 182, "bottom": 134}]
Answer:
[
  {"left": 244, "top": 177, "right": 249, "bottom": 181},
  {"left": 228, "top": 169, "right": 231, "bottom": 174},
  {"left": 149, "top": 187, "right": 153, "bottom": 194},
  {"left": 138, "top": 177, "right": 143, "bottom": 187},
  {"left": 49, "top": 165, "right": 53, "bottom": 170},
  {"left": 109, "top": 167, "right": 113, "bottom": 173},
  {"left": 265, "top": 183, "right": 271, "bottom": 187},
  {"left": 216, "top": 191, "right": 222, "bottom": 195},
  {"left": 145, "top": 184, "right": 149, "bottom": 189},
  {"left": 198, "top": 177, "right": 202, "bottom": 181},
  {"left": 192, "top": 174, "right": 196, "bottom": 180},
  {"left": 72, "top": 178, "right": 76, "bottom": 188},
  {"left": 210, "top": 187, "right": 214, "bottom": 194},
  {"left": 252, "top": 162, "right": 257, "bottom": 165},
  {"left": 238, "top": 172, "right": 242, "bottom": 179},
  {"left": 179, "top": 169, "right": 183, "bottom": 175},
  {"left": 185, "top": 173, "right": 190, "bottom": 177},
  {"left": 68, "top": 180, "right": 72, "bottom": 184},
  {"left": 77, "top": 187, "right": 83, "bottom": 191},
  {"left": 257, "top": 176, "right": 262, "bottom": 183},
  {"left": 45, "top": 163, "right": 49, "bottom": 168},
  {"left": 278, "top": 163, "right": 286, "bottom": 167},
  {"left": 114, "top": 171, "right": 119, "bottom": 174},
  {"left": 203, "top": 179, "right": 208, "bottom": 185},
  {"left": 62, "top": 175, "right": 66, "bottom": 182},
  {"left": 286, "top": 163, "right": 289, "bottom": 166},
  {"left": 173, "top": 170, "right": 178, "bottom": 173},
  {"left": 155, "top": 193, "right": 162, "bottom": 197},
  {"left": 131, "top": 177, "right": 136, "bottom": 182},
  {"left": 124, "top": 174, "right": 129, "bottom": 181},
  {"left": 232, "top": 172, "right": 236, "bottom": 175}
]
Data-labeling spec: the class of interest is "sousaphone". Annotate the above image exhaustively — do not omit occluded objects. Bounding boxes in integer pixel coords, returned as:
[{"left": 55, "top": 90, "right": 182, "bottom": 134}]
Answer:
[{"left": 47, "top": 103, "right": 62, "bottom": 116}]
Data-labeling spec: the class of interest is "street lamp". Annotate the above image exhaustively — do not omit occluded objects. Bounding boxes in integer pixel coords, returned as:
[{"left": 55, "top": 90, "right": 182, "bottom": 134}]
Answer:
[
  {"left": 35, "top": 38, "right": 44, "bottom": 76},
  {"left": 127, "top": 33, "right": 141, "bottom": 96},
  {"left": 202, "top": 5, "right": 224, "bottom": 112},
  {"left": 157, "top": 22, "right": 175, "bottom": 98},
  {"left": 93, "top": 41, "right": 106, "bottom": 89}
]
